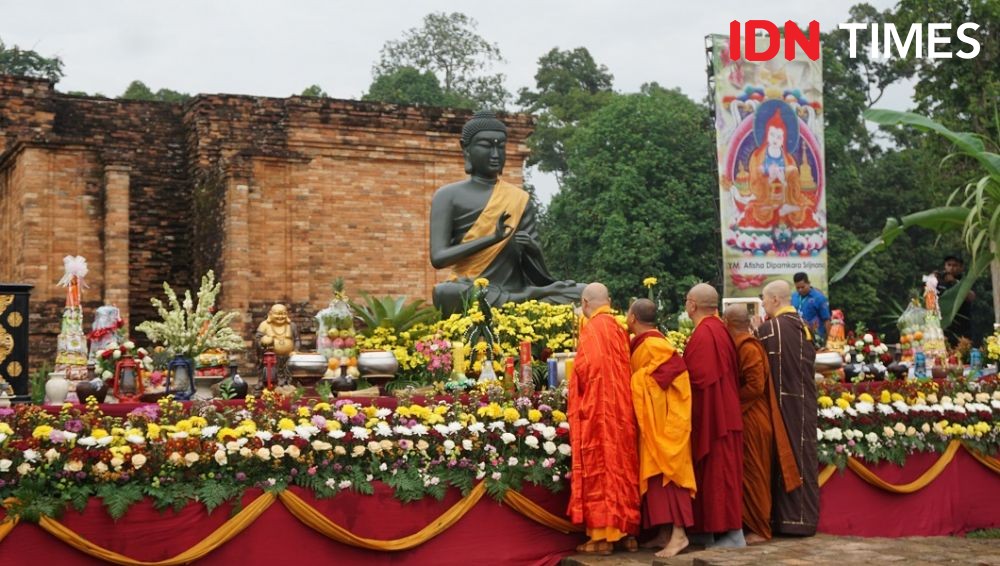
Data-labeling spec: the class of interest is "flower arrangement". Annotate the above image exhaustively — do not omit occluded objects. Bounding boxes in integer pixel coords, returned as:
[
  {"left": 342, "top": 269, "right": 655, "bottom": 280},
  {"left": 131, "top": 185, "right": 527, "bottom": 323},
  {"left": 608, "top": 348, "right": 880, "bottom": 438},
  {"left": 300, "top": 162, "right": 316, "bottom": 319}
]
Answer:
[
  {"left": 355, "top": 300, "right": 577, "bottom": 385},
  {"left": 985, "top": 330, "right": 1000, "bottom": 362},
  {"left": 94, "top": 341, "right": 154, "bottom": 380},
  {"left": 136, "top": 271, "right": 244, "bottom": 358},
  {"left": 0, "top": 387, "right": 572, "bottom": 521},
  {"left": 843, "top": 326, "right": 891, "bottom": 366},
  {"left": 816, "top": 377, "right": 1000, "bottom": 468},
  {"left": 412, "top": 337, "right": 453, "bottom": 382}
]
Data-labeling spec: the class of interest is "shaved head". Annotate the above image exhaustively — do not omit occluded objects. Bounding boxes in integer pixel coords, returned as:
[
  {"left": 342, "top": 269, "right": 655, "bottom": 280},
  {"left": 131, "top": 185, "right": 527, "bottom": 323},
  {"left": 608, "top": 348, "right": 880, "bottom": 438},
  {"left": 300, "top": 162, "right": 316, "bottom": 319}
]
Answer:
[
  {"left": 685, "top": 283, "right": 720, "bottom": 325},
  {"left": 762, "top": 279, "right": 792, "bottom": 316},
  {"left": 629, "top": 298, "right": 657, "bottom": 325},
  {"left": 688, "top": 283, "right": 719, "bottom": 309},
  {"left": 724, "top": 303, "right": 751, "bottom": 332},
  {"left": 581, "top": 282, "right": 611, "bottom": 317},
  {"left": 763, "top": 280, "right": 792, "bottom": 303}
]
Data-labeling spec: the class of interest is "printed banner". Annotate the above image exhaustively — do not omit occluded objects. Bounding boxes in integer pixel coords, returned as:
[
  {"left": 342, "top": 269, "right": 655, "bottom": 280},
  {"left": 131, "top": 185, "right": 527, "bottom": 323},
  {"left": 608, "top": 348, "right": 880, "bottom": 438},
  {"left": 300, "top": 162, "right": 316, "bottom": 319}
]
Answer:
[{"left": 708, "top": 34, "right": 827, "bottom": 297}]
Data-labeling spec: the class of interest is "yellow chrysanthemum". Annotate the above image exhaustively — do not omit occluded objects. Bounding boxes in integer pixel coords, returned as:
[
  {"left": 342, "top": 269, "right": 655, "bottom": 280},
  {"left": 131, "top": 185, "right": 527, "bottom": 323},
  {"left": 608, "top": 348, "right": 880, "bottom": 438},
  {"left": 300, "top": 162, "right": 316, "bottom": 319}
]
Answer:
[
  {"left": 32, "top": 425, "right": 54, "bottom": 440},
  {"left": 474, "top": 278, "right": 489, "bottom": 288},
  {"left": 643, "top": 277, "right": 658, "bottom": 288},
  {"left": 551, "top": 410, "right": 567, "bottom": 423},
  {"left": 278, "top": 418, "right": 296, "bottom": 431},
  {"left": 817, "top": 396, "right": 833, "bottom": 409},
  {"left": 528, "top": 409, "right": 542, "bottom": 422}
]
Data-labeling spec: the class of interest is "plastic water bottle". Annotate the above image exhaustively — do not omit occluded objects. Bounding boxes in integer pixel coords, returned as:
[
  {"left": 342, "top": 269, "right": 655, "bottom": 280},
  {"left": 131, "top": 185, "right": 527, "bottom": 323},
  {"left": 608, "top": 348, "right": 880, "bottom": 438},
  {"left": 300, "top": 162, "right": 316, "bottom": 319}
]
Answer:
[
  {"left": 914, "top": 350, "right": 927, "bottom": 379},
  {"left": 970, "top": 348, "right": 982, "bottom": 379}
]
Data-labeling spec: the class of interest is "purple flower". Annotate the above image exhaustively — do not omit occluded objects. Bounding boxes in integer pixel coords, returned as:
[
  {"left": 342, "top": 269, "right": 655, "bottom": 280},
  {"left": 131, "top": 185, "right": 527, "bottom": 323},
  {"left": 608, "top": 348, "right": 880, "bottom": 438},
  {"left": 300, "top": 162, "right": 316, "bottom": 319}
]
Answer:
[
  {"left": 0, "top": 408, "right": 14, "bottom": 417},
  {"left": 76, "top": 471, "right": 87, "bottom": 480},
  {"left": 538, "top": 404, "right": 552, "bottom": 413},
  {"left": 333, "top": 464, "right": 343, "bottom": 472},
  {"left": 311, "top": 415, "right": 327, "bottom": 429},
  {"left": 835, "top": 445, "right": 845, "bottom": 453},
  {"left": 120, "top": 473, "right": 130, "bottom": 482},
  {"left": 235, "top": 472, "right": 247, "bottom": 482},
  {"left": 0, "top": 479, "right": 6, "bottom": 488},
  {"left": 515, "top": 397, "right": 531, "bottom": 408},
  {"left": 350, "top": 414, "right": 366, "bottom": 426},
  {"left": 49, "top": 430, "right": 67, "bottom": 443},
  {"left": 290, "top": 468, "right": 298, "bottom": 477},
  {"left": 128, "top": 405, "right": 159, "bottom": 420},
  {"left": 64, "top": 419, "right": 84, "bottom": 433}
]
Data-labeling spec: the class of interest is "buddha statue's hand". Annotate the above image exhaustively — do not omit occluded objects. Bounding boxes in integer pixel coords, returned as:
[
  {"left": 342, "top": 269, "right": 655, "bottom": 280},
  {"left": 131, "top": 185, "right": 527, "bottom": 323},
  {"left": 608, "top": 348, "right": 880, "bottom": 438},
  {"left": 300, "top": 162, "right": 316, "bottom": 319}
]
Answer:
[
  {"left": 260, "top": 335, "right": 274, "bottom": 347},
  {"left": 495, "top": 212, "right": 513, "bottom": 241},
  {"left": 514, "top": 231, "right": 541, "bottom": 256}
]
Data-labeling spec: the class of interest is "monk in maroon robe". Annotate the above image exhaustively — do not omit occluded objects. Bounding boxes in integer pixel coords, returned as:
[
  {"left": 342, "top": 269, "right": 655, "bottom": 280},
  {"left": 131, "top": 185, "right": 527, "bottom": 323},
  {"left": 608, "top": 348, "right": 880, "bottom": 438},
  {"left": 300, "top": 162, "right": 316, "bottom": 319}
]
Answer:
[{"left": 681, "top": 283, "right": 745, "bottom": 548}]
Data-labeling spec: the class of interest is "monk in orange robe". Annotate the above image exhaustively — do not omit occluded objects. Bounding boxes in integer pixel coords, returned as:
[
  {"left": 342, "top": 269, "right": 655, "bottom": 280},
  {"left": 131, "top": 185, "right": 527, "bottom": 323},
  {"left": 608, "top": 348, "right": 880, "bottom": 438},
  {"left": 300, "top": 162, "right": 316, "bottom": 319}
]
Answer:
[
  {"left": 681, "top": 283, "right": 745, "bottom": 548},
  {"left": 627, "top": 299, "right": 695, "bottom": 558},
  {"left": 723, "top": 304, "right": 802, "bottom": 543},
  {"left": 567, "top": 282, "right": 640, "bottom": 555}
]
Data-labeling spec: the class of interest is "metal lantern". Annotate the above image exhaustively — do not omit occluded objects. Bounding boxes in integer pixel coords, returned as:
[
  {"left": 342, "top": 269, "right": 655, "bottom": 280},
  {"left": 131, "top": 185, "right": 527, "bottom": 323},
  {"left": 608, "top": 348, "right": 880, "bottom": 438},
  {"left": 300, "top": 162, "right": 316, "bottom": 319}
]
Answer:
[
  {"left": 166, "top": 355, "right": 195, "bottom": 401},
  {"left": 112, "top": 356, "right": 144, "bottom": 402},
  {"left": 262, "top": 350, "right": 277, "bottom": 390}
]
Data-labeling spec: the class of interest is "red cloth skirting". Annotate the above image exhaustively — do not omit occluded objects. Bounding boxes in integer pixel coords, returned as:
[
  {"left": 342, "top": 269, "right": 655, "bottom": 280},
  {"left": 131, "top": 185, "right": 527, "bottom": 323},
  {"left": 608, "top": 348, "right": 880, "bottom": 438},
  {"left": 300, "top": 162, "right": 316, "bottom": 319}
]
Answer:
[
  {"left": 642, "top": 476, "right": 694, "bottom": 529},
  {"left": 0, "top": 484, "right": 582, "bottom": 565},
  {"left": 818, "top": 449, "right": 1000, "bottom": 536}
]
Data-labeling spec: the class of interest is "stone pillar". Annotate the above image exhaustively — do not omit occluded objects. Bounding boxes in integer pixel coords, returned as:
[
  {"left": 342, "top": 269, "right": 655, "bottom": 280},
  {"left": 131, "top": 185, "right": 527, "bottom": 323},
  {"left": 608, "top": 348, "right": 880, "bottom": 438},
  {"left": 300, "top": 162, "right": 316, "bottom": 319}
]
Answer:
[
  {"left": 222, "top": 180, "right": 251, "bottom": 345},
  {"left": 103, "top": 165, "right": 130, "bottom": 325}
]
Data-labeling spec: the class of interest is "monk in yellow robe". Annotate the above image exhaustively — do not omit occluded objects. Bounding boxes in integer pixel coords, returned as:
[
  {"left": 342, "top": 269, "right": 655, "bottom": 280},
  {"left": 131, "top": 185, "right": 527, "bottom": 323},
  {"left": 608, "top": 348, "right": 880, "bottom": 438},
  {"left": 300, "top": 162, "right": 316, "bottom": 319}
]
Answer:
[
  {"left": 627, "top": 299, "right": 695, "bottom": 558},
  {"left": 567, "top": 283, "right": 640, "bottom": 555},
  {"left": 723, "top": 304, "right": 801, "bottom": 543}
]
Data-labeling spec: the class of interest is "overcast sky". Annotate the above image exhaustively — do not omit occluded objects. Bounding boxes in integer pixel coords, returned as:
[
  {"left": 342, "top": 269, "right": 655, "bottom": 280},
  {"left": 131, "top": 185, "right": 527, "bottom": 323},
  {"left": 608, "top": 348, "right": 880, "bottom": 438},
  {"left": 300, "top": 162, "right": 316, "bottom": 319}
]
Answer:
[{"left": 3, "top": 0, "right": 907, "bottom": 202}]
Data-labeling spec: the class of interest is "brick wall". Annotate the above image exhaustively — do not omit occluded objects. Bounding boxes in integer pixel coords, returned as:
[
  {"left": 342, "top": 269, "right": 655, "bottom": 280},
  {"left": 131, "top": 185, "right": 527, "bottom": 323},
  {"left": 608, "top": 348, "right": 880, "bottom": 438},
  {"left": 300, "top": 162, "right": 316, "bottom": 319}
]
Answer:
[{"left": 0, "top": 75, "right": 533, "bottom": 371}]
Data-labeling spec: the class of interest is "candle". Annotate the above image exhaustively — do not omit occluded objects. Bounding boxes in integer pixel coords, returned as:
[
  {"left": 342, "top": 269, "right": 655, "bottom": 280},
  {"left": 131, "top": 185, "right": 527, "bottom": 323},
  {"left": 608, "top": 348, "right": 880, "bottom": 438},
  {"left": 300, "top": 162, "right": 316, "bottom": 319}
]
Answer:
[
  {"left": 565, "top": 359, "right": 574, "bottom": 384},
  {"left": 451, "top": 341, "right": 466, "bottom": 378},
  {"left": 547, "top": 359, "right": 557, "bottom": 389}
]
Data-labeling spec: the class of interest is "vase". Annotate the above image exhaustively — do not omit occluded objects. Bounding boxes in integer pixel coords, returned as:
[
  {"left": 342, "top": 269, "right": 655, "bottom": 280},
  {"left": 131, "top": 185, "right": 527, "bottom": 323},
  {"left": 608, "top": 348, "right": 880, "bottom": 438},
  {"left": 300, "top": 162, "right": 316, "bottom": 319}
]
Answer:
[
  {"left": 329, "top": 365, "right": 356, "bottom": 393},
  {"left": 45, "top": 371, "right": 70, "bottom": 405},
  {"left": 75, "top": 379, "right": 108, "bottom": 404}
]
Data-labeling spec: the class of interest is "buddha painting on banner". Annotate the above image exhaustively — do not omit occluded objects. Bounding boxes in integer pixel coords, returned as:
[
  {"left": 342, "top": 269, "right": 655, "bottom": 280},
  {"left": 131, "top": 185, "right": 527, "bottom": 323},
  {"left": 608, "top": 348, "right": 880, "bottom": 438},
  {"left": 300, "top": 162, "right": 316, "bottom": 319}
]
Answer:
[{"left": 708, "top": 34, "right": 828, "bottom": 298}]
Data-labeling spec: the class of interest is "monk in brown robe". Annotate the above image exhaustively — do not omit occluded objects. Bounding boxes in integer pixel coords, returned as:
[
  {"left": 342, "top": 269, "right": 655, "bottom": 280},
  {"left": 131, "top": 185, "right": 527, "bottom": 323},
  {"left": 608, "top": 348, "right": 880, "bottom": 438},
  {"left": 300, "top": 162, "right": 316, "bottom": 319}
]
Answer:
[
  {"left": 626, "top": 299, "right": 695, "bottom": 558},
  {"left": 724, "top": 304, "right": 801, "bottom": 543},
  {"left": 567, "top": 283, "right": 640, "bottom": 555},
  {"left": 681, "top": 283, "right": 745, "bottom": 548},
  {"left": 757, "top": 280, "right": 819, "bottom": 536}
]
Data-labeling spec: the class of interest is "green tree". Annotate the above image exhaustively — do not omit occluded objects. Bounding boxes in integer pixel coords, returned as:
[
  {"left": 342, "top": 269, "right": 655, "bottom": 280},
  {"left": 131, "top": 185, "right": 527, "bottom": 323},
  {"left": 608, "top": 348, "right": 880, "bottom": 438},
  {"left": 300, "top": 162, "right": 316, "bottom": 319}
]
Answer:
[
  {"left": 120, "top": 80, "right": 191, "bottom": 103},
  {"left": 300, "top": 84, "right": 328, "bottom": 98},
  {"left": 517, "top": 47, "right": 615, "bottom": 180},
  {"left": 369, "top": 12, "right": 509, "bottom": 110},
  {"left": 0, "top": 37, "right": 64, "bottom": 81},
  {"left": 832, "top": 110, "right": 1000, "bottom": 331},
  {"left": 361, "top": 66, "right": 446, "bottom": 107},
  {"left": 542, "top": 85, "right": 717, "bottom": 309}
]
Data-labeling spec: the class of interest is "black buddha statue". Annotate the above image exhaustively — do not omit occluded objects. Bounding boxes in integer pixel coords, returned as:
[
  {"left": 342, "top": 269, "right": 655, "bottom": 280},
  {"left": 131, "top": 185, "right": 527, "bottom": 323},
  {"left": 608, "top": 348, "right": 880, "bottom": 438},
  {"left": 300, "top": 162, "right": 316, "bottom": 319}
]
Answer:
[{"left": 429, "top": 111, "right": 584, "bottom": 316}]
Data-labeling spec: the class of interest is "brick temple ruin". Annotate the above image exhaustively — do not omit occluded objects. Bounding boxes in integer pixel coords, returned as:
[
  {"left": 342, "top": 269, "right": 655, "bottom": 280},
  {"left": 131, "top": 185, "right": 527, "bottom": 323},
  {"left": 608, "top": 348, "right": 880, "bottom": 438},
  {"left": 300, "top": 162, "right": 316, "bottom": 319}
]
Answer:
[{"left": 0, "top": 75, "right": 532, "bottom": 368}]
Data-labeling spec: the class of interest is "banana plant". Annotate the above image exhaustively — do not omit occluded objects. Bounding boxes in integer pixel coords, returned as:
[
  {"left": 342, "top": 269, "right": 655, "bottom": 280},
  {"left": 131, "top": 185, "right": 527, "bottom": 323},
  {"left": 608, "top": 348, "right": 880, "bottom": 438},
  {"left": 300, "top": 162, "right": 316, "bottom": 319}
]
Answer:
[{"left": 831, "top": 108, "right": 1000, "bottom": 327}]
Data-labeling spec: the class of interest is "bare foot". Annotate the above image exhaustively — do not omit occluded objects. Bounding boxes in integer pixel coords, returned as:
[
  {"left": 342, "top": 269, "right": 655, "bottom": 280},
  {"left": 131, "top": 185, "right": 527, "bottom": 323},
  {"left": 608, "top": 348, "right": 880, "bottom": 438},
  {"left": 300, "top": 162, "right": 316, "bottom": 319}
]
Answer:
[
  {"left": 745, "top": 533, "right": 768, "bottom": 545},
  {"left": 641, "top": 534, "right": 669, "bottom": 549},
  {"left": 641, "top": 527, "right": 670, "bottom": 549},
  {"left": 655, "top": 534, "right": 689, "bottom": 558}
]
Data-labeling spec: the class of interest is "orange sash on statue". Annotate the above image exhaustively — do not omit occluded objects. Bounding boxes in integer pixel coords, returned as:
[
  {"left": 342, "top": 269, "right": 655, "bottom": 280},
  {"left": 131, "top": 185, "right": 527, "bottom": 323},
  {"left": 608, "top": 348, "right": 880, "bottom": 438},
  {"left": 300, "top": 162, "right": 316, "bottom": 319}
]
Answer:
[{"left": 450, "top": 179, "right": 529, "bottom": 279}]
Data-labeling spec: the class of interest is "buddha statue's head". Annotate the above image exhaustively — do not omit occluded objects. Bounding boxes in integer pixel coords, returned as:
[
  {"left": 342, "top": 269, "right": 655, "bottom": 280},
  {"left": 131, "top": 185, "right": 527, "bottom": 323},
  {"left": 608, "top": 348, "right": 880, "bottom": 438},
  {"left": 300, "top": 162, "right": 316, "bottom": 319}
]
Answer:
[
  {"left": 267, "top": 304, "right": 290, "bottom": 326},
  {"left": 460, "top": 110, "right": 507, "bottom": 178}
]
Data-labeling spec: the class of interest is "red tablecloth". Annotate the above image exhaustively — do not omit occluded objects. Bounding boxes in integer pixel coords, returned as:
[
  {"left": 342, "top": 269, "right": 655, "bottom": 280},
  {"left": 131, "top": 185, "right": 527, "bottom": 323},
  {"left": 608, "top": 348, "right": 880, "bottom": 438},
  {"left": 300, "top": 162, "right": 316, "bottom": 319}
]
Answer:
[
  {"left": 0, "top": 483, "right": 581, "bottom": 565},
  {"left": 818, "top": 448, "right": 1000, "bottom": 536}
]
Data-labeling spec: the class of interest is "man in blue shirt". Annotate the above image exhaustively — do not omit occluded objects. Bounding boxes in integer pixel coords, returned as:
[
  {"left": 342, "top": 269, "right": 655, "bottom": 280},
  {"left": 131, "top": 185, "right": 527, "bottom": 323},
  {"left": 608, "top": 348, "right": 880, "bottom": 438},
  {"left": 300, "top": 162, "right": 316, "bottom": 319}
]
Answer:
[{"left": 791, "top": 272, "right": 830, "bottom": 343}]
